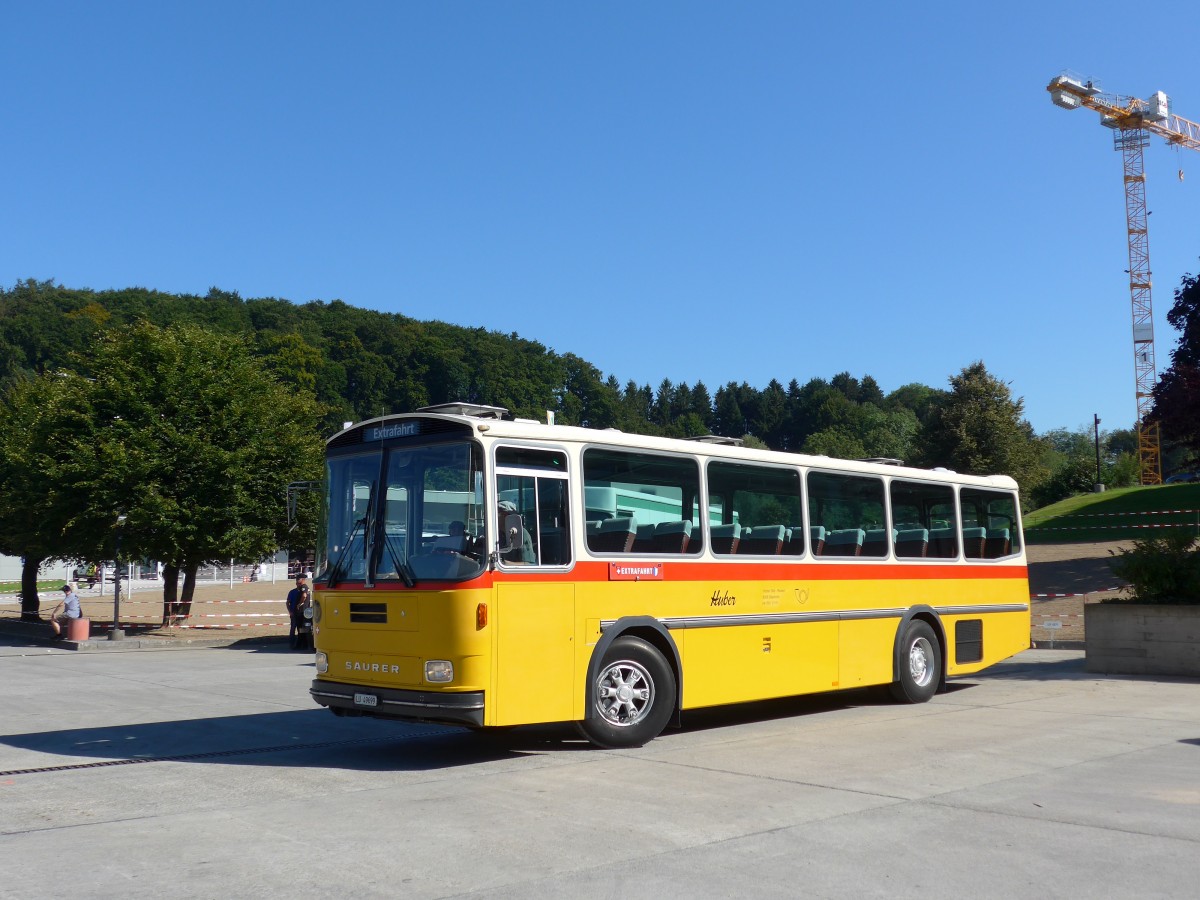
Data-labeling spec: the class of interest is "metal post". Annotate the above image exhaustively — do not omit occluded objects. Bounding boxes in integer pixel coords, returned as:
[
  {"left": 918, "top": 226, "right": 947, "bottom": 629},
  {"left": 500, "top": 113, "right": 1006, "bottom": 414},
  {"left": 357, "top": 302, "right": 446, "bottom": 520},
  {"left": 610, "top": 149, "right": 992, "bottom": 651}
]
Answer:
[{"left": 109, "top": 515, "right": 127, "bottom": 640}]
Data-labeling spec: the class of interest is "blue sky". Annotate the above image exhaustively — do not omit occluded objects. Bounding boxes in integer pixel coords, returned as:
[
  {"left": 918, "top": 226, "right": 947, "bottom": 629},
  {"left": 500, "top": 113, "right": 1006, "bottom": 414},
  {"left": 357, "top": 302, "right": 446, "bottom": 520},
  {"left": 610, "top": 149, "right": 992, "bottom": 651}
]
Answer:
[{"left": 3, "top": 1, "right": 1197, "bottom": 436}]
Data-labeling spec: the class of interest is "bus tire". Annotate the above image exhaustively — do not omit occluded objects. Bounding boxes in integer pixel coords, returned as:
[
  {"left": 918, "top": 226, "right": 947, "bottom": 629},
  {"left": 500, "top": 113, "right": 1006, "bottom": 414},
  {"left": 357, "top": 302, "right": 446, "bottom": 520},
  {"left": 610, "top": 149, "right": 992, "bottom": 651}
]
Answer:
[
  {"left": 890, "top": 619, "right": 940, "bottom": 704},
  {"left": 578, "top": 636, "right": 675, "bottom": 749}
]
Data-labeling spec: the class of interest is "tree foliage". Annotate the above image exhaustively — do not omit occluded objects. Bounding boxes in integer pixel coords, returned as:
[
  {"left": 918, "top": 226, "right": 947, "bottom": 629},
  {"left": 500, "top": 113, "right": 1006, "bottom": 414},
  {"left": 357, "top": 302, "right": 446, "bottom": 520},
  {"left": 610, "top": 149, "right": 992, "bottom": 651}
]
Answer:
[
  {"left": 917, "top": 361, "right": 1044, "bottom": 497},
  {"left": 0, "top": 320, "right": 322, "bottom": 622},
  {"left": 0, "top": 279, "right": 1114, "bottom": 536},
  {"left": 0, "top": 374, "right": 90, "bottom": 618},
  {"left": 1152, "top": 267, "right": 1200, "bottom": 468}
]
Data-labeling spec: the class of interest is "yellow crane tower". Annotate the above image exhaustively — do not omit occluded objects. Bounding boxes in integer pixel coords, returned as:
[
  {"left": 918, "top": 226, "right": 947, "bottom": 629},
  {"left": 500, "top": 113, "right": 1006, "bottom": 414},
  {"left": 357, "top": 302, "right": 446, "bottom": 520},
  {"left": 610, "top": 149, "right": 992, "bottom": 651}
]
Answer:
[{"left": 1047, "top": 73, "right": 1200, "bottom": 485}]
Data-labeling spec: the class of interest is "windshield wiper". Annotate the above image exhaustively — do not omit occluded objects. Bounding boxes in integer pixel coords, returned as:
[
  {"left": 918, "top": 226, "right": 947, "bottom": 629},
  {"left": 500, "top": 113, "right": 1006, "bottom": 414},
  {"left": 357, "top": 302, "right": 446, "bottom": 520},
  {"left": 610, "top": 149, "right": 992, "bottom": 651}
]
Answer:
[
  {"left": 383, "top": 533, "right": 415, "bottom": 587},
  {"left": 328, "top": 517, "right": 366, "bottom": 588}
]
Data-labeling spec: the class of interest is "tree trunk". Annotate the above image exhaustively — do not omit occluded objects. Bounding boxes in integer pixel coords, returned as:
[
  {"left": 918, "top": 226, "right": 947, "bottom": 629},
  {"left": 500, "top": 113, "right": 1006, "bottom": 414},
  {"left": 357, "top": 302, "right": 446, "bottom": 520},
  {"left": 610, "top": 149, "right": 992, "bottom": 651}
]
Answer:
[
  {"left": 19, "top": 556, "right": 45, "bottom": 622},
  {"left": 161, "top": 564, "right": 180, "bottom": 626},
  {"left": 176, "top": 564, "right": 199, "bottom": 623}
]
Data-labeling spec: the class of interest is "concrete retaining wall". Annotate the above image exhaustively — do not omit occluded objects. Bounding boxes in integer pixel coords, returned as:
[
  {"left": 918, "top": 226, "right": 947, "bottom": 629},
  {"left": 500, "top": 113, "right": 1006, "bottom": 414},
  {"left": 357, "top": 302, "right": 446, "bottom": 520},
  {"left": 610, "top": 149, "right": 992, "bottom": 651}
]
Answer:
[{"left": 1084, "top": 604, "right": 1200, "bottom": 676}]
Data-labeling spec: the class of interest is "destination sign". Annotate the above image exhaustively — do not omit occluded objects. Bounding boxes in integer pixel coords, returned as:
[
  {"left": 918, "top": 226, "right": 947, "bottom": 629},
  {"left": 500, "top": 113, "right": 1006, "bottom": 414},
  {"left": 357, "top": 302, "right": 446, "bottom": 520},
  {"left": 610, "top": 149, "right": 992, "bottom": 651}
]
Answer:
[{"left": 365, "top": 421, "right": 421, "bottom": 442}]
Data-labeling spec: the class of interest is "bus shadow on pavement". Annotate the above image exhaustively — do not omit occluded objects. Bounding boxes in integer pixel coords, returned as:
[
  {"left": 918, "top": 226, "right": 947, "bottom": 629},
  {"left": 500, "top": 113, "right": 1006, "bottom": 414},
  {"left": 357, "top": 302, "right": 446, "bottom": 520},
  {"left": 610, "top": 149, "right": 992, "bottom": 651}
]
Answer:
[
  {"left": 671, "top": 686, "right": 913, "bottom": 737},
  {"left": 0, "top": 687, "right": 975, "bottom": 773},
  {"left": 0, "top": 709, "right": 534, "bottom": 774}
]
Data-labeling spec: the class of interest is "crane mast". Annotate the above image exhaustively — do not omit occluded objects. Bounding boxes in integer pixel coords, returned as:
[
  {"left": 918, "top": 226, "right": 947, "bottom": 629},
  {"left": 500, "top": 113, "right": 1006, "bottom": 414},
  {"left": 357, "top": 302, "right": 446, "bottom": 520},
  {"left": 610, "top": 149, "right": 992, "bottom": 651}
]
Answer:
[{"left": 1048, "top": 74, "right": 1200, "bottom": 485}]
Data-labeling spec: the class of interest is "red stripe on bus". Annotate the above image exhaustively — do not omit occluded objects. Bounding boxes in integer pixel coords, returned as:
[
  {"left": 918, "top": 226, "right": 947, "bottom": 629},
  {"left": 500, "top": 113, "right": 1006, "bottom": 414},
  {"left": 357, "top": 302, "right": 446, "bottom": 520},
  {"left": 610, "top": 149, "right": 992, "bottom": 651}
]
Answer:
[{"left": 329, "top": 560, "right": 1028, "bottom": 590}]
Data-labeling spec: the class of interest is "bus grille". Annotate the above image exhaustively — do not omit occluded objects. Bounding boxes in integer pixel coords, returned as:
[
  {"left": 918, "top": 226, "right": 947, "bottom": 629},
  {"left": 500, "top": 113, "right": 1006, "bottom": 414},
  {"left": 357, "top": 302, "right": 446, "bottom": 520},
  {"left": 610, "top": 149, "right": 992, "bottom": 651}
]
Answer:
[
  {"left": 349, "top": 602, "right": 388, "bottom": 624},
  {"left": 955, "top": 619, "right": 983, "bottom": 663}
]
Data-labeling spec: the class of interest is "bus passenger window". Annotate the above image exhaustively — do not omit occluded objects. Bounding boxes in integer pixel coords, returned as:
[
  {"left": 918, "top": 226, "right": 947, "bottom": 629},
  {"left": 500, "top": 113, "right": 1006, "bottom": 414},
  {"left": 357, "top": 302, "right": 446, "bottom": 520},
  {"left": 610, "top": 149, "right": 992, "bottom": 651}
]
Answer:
[
  {"left": 582, "top": 448, "right": 701, "bottom": 556},
  {"left": 890, "top": 480, "right": 957, "bottom": 559},
  {"left": 807, "top": 471, "right": 886, "bottom": 558},
  {"left": 706, "top": 461, "right": 803, "bottom": 557},
  {"left": 960, "top": 488, "right": 1020, "bottom": 559}
]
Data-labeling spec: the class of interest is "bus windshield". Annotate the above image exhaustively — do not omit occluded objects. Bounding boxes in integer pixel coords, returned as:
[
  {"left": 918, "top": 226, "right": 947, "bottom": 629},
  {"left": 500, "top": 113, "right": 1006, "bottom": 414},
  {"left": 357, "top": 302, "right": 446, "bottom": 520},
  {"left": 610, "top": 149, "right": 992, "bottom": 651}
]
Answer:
[{"left": 319, "top": 441, "right": 486, "bottom": 584}]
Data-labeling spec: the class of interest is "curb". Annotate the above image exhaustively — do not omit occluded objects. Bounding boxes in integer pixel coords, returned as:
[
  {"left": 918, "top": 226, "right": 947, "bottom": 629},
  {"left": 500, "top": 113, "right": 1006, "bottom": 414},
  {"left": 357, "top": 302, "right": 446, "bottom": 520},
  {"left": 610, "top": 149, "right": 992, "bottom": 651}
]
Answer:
[{"left": 0, "top": 620, "right": 288, "bottom": 651}]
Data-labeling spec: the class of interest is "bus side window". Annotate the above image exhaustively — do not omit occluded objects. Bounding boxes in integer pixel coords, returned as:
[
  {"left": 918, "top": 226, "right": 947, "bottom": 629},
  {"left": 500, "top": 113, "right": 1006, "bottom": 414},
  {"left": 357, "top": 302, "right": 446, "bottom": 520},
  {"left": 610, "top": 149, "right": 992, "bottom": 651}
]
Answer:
[
  {"left": 707, "top": 461, "right": 803, "bottom": 557},
  {"left": 496, "top": 446, "right": 571, "bottom": 567},
  {"left": 536, "top": 476, "right": 571, "bottom": 565},
  {"left": 808, "top": 471, "right": 886, "bottom": 558},
  {"left": 582, "top": 447, "right": 701, "bottom": 557},
  {"left": 890, "top": 480, "right": 956, "bottom": 560},
  {"left": 960, "top": 487, "right": 1020, "bottom": 559}
]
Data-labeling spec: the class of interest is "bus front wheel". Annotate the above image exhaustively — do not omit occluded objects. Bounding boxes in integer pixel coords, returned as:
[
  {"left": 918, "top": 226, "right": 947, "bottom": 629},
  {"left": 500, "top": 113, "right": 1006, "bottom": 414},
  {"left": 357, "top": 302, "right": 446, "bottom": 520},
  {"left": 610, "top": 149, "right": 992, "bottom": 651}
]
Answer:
[
  {"left": 578, "top": 636, "right": 675, "bottom": 748},
  {"left": 890, "top": 620, "right": 940, "bottom": 704}
]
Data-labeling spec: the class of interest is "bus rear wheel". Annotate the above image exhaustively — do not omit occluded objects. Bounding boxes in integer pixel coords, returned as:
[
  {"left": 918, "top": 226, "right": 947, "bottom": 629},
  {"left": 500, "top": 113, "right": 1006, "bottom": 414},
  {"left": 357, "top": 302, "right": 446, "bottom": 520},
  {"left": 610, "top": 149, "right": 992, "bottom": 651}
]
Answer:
[
  {"left": 578, "top": 636, "right": 675, "bottom": 748},
  {"left": 890, "top": 620, "right": 940, "bottom": 704}
]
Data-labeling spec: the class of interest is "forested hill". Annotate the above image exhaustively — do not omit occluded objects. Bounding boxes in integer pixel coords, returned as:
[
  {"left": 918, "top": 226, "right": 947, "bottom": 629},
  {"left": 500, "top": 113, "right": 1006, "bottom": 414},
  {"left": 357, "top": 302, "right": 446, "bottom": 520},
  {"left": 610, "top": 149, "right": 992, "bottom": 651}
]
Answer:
[{"left": 1, "top": 279, "right": 1057, "bottom": 493}]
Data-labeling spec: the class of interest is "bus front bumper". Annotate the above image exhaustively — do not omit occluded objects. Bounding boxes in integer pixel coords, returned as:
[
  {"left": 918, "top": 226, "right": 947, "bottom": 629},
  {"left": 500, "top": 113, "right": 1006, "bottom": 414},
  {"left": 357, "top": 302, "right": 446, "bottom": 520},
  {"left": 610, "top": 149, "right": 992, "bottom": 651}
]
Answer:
[{"left": 309, "top": 680, "right": 485, "bottom": 727}]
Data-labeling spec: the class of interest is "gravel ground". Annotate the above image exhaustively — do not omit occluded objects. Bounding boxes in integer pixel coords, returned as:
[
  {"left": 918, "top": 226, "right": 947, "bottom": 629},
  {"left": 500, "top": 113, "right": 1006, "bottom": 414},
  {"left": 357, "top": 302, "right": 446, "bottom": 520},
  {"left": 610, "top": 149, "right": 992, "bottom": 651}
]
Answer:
[{"left": 1026, "top": 540, "right": 1131, "bottom": 647}]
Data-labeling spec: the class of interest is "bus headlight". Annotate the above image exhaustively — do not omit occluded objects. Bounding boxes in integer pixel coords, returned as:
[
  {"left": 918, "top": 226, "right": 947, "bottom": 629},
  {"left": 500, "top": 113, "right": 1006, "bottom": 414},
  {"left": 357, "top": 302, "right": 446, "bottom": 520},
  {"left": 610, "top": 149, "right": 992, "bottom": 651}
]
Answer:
[
  {"left": 315, "top": 652, "right": 328, "bottom": 674},
  {"left": 425, "top": 660, "right": 454, "bottom": 683}
]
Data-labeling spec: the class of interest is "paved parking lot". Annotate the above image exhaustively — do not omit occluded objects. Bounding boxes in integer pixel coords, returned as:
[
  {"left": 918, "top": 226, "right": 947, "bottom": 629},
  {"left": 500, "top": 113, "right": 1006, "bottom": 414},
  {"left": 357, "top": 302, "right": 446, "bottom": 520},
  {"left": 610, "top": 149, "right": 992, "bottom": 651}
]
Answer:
[{"left": 1, "top": 639, "right": 1197, "bottom": 899}]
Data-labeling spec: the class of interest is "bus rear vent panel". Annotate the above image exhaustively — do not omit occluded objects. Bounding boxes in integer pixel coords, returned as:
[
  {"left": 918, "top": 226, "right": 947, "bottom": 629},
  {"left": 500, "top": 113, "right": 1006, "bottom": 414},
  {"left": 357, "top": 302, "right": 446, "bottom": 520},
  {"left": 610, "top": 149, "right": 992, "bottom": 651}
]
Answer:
[
  {"left": 955, "top": 619, "right": 983, "bottom": 664},
  {"left": 350, "top": 602, "right": 388, "bottom": 624}
]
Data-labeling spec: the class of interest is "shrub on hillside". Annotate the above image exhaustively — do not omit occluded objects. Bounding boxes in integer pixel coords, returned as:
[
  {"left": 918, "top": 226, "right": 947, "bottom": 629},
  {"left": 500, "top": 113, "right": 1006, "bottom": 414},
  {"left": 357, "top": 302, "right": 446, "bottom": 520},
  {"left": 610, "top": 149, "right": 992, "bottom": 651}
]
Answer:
[{"left": 1107, "top": 532, "right": 1200, "bottom": 604}]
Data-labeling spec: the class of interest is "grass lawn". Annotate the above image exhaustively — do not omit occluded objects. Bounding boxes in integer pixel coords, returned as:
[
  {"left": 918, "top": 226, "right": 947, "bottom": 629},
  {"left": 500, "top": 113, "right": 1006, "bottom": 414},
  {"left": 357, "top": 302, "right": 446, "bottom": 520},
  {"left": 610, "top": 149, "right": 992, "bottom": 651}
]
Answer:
[
  {"left": 1025, "top": 483, "right": 1200, "bottom": 543},
  {"left": 0, "top": 581, "right": 65, "bottom": 594}
]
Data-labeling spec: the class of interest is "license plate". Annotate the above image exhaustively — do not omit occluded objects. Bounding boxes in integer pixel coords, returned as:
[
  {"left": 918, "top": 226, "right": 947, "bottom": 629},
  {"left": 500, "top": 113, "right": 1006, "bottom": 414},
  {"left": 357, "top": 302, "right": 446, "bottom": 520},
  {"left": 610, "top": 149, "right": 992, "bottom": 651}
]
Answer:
[{"left": 353, "top": 693, "right": 378, "bottom": 708}]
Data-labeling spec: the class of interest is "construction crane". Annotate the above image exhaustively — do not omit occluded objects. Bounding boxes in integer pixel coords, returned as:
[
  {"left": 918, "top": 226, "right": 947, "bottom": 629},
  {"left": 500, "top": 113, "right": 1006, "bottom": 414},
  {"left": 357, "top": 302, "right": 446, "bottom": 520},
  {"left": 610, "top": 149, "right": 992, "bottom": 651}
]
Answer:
[{"left": 1047, "top": 73, "right": 1200, "bottom": 485}]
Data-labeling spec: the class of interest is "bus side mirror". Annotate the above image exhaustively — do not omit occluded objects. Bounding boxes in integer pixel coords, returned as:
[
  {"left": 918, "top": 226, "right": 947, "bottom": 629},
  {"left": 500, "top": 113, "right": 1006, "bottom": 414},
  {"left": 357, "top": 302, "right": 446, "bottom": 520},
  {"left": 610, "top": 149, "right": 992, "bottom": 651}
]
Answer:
[{"left": 498, "top": 513, "right": 524, "bottom": 554}]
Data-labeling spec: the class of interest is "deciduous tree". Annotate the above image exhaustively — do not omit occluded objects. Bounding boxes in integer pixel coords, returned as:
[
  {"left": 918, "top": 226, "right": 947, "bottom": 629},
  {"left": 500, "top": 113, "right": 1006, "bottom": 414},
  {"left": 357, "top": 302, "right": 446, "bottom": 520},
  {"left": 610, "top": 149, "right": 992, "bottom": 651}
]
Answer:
[
  {"left": 51, "top": 323, "right": 323, "bottom": 624},
  {"left": 1153, "top": 268, "right": 1200, "bottom": 466},
  {"left": 917, "top": 361, "right": 1044, "bottom": 496}
]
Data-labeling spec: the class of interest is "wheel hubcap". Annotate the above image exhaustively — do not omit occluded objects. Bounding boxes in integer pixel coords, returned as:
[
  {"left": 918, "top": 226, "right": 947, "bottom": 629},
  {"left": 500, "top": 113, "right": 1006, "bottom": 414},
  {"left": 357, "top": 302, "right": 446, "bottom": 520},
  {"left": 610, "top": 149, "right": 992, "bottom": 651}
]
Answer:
[
  {"left": 908, "top": 637, "right": 933, "bottom": 687},
  {"left": 596, "top": 660, "right": 654, "bottom": 727}
]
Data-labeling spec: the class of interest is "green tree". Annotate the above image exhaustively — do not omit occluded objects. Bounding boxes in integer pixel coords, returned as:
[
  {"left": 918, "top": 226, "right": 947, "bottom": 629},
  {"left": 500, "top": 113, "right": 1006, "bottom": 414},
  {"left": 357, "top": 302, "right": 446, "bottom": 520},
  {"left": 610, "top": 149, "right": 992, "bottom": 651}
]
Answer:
[
  {"left": 56, "top": 323, "right": 323, "bottom": 624},
  {"left": 1152, "top": 267, "right": 1200, "bottom": 468},
  {"left": 918, "top": 361, "right": 1044, "bottom": 496},
  {"left": 0, "top": 374, "right": 93, "bottom": 620}
]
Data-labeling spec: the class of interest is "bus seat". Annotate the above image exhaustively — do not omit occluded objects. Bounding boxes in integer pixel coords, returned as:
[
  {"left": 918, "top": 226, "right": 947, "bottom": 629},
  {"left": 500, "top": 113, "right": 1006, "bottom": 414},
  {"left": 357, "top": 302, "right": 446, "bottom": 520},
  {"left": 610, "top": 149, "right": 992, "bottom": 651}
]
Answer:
[
  {"left": 739, "top": 525, "right": 786, "bottom": 555},
  {"left": 782, "top": 525, "right": 805, "bottom": 556},
  {"left": 539, "top": 526, "right": 568, "bottom": 565},
  {"left": 962, "top": 526, "right": 987, "bottom": 559},
  {"left": 590, "top": 516, "right": 637, "bottom": 553},
  {"left": 809, "top": 525, "right": 826, "bottom": 556},
  {"left": 895, "top": 528, "right": 929, "bottom": 558},
  {"left": 862, "top": 528, "right": 891, "bottom": 558},
  {"left": 632, "top": 523, "right": 658, "bottom": 554},
  {"left": 651, "top": 520, "right": 692, "bottom": 554},
  {"left": 825, "top": 528, "right": 865, "bottom": 557},
  {"left": 710, "top": 523, "right": 741, "bottom": 555},
  {"left": 985, "top": 527, "right": 1011, "bottom": 558},
  {"left": 929, "top": 527, "right": 957, "bottom": 559}
]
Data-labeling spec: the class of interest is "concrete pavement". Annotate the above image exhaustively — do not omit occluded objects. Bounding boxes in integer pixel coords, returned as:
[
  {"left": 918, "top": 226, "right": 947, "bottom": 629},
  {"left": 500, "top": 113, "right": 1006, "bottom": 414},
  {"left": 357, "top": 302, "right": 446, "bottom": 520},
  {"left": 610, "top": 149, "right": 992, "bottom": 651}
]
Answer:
[{"left": 1, "top": 642, "right": 1197, "bottom": 898}]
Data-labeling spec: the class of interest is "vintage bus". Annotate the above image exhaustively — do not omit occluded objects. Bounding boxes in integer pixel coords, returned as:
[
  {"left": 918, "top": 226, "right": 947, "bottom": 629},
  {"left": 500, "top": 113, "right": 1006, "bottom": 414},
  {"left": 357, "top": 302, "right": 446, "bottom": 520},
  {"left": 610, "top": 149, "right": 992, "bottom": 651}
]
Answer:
[{"left": 308, "top": 403, "right": 1029, "bottom": 747}]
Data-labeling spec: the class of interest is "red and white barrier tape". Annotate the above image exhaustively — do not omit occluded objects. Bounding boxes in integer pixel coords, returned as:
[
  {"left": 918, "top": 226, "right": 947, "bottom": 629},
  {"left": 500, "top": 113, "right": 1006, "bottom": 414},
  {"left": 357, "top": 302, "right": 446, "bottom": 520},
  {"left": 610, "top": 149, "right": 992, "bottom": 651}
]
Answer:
[
  {"left": 1031, "top": 588, "right": 1121, "bottom": 598},
  {"left": 1036, "top": 522, "right": 1196, "bottom": 531},
  {"left": 1053, "top": 508, "right": 1200, "bottom": 518}
]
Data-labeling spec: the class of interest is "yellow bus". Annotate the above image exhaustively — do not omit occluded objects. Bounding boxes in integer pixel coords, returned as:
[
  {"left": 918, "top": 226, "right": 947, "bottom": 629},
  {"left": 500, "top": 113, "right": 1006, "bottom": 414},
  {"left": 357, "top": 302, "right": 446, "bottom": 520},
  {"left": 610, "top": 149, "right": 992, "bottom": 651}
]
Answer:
[{"left": 309, "top": 403, "right": 1029, "bottom": 747}]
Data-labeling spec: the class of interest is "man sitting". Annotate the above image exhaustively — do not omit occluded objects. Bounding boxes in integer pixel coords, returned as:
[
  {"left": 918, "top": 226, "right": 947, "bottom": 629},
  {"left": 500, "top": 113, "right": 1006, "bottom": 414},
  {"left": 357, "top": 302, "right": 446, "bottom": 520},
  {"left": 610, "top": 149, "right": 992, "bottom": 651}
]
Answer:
[{"left": 49, "top": 584, "right": 82, "bottom": 639}]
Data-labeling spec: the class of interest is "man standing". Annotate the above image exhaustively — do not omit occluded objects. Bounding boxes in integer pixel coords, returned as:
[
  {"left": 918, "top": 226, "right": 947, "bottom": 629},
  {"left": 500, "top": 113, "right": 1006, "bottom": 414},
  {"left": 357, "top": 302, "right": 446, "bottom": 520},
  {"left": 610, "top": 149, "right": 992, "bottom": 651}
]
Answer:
[
  {"left": 50, "top": 584, "right": 82, "bottom": 638},
  {"left": 285, "top": 572, "right": 311, "bottom": 647}
]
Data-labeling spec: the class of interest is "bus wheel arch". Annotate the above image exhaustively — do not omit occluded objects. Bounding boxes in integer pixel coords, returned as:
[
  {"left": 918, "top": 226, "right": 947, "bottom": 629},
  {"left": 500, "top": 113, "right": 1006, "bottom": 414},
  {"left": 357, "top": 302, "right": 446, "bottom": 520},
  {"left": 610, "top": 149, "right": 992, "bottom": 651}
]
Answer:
[
  {"left": 578, "top": 617, "right": 680, "bottom": 748},
  {"left": 890, "top": 608, "right": 946, "bottom": 703}
]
